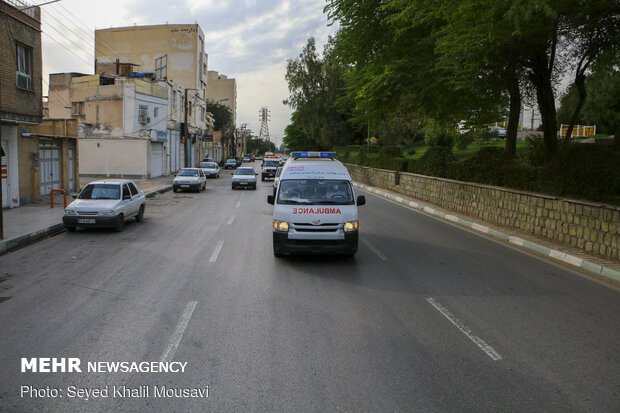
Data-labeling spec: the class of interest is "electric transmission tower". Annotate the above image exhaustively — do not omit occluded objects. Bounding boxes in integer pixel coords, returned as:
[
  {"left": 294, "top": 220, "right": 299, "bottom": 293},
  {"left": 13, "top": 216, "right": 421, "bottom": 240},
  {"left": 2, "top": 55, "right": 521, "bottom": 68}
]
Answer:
[{"left": 258, "top": 107, "right": 271, "bottom": 142}]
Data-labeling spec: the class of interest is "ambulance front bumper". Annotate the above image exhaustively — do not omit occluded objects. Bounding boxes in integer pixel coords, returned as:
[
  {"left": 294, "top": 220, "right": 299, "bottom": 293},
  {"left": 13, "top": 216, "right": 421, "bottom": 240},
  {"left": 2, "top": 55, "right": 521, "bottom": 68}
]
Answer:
[{"left": 273, "top": 231, "right": 358, "bottom": 255}]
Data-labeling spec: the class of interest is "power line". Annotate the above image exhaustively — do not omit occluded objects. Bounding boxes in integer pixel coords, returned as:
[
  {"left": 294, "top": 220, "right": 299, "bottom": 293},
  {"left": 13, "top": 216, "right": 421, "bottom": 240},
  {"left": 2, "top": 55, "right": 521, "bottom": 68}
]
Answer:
[{"left": 42, "top": 31, "right": 92, "bottom": 67}]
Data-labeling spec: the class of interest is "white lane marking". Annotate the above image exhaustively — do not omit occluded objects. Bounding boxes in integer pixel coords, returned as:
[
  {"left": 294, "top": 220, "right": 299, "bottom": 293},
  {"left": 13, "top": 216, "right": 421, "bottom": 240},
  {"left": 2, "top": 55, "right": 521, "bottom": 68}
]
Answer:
[
  {"left": 160, "top": 301, "right": 198, "bottom": 362},
  {"left": 227, "top": 215, "right": 235, "bottom": 225},
  {"left": 209, "top": 241, "right": 224, "bottom": 263},
  {"left": 426, "top": 297, "right": 502, "bottom": 361},
  {"left": 361, "top": 238, "right": 388, "bottom": 261},
  {"left": 235, "top": 201, "right": 241, "bottom": 208}
]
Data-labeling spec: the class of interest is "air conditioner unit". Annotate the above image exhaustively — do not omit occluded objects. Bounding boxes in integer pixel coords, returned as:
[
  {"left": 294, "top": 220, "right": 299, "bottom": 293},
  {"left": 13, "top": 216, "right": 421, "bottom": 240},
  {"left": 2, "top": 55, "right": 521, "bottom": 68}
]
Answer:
[{"left": 139, "top": 115, "right": 150, "bottom": 124}]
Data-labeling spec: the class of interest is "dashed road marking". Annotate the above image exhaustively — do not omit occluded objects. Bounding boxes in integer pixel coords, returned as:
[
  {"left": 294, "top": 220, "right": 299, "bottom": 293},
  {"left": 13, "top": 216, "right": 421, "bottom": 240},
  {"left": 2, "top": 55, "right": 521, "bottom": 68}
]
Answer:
[
  {"left": 227, "top": 215, "right": 235, "bottom": 225},
  {"left": 209, "top": 241, "right": 224, "bottom": 263},
  {"left": 361, "top": 238, "right": 388, "bottom": 261},
  {"left": 426, "top": 297, "right": 502, "bottom": 361},
  {"left": 160, "top": 301, "right": 198, "bottom": 362}
]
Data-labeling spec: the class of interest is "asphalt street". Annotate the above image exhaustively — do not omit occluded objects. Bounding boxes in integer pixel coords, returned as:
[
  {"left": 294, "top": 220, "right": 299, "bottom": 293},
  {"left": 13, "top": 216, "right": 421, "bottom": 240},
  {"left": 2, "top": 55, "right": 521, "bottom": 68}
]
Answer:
[{"left": 0, "top": 162, "right": 619, "bottom": 412}]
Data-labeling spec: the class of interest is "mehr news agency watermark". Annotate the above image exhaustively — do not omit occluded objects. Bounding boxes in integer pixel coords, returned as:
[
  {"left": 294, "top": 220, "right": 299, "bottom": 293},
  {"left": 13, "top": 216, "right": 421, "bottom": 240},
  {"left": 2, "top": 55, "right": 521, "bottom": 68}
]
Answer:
[{"left": 19, "top": 358, "right": 209, "bottom": 400}]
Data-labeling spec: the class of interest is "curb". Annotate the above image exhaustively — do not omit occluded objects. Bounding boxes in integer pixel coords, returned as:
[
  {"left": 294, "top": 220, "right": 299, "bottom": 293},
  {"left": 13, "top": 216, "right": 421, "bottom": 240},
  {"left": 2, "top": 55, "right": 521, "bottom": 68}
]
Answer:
[
  {"left": 353, "top": 182, "right": 620, "bottom": 284},
  {"left": 0, "top": 185, "right": 173, "bottom": 256}
]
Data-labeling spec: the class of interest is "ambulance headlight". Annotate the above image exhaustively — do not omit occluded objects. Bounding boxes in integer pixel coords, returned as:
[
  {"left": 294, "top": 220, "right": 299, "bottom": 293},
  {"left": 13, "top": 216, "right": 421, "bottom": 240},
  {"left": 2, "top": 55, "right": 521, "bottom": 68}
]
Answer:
[
  {"left": 273, "top": 221, "right": 289, "bottom": 233},
  {"left": 343, "top": 221, "right": 359, "bottom": 233}
]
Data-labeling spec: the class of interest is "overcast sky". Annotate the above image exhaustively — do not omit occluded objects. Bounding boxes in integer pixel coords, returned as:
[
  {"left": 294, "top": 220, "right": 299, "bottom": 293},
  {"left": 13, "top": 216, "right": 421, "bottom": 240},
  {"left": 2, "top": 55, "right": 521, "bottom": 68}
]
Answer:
[{"left": 39, "top": 0, "right": 338, "bottom": 147}]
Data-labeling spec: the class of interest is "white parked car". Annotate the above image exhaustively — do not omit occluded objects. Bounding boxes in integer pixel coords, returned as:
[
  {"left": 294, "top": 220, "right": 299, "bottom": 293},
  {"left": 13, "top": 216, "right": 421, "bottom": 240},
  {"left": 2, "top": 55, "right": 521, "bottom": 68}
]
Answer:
[
  {"left": 232, "top": 167, "right": 258, "bottom": 190},
  {"left": 201, "top": 161, "right": 220, "bottom": 178},
  {"left": 63, "top": 179, "right": 146, "bottom": 232},
  {"left": 173, "top": 168, "right": 207, "bottom": 192}
]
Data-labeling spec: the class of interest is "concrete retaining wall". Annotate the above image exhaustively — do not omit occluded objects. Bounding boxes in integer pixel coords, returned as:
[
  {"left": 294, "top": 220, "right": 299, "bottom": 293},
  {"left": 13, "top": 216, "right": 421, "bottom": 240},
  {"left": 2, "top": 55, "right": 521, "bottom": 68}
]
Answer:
[{"left": 346, "top": 164, "right": 619, "bottom": 261}]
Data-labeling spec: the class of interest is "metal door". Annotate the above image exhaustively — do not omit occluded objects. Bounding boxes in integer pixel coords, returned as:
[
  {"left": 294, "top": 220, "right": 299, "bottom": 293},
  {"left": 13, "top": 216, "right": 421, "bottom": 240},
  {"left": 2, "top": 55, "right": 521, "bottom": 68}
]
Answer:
[
  {"left": 150, "top": 142, "right": 163, "bottom": 178},
  {"left": 39, "top": 141, "right": 61, "bottom": 196}
]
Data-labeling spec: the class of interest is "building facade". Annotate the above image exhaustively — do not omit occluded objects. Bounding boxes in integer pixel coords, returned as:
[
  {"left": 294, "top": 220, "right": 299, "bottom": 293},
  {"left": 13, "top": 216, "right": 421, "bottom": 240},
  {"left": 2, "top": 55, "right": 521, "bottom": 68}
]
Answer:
[
  {"left": 21, "top": 118, "right": 78, "bottom": 202},
  {"left": 94, "top": 24, "right": 211, "bottom": 168},
  {"left": 205, "top": 71, "right": 237, "bottom": 126},
  {"left": 47, "top": 73, "right": 169, "bottom": 179},
  {"left": 0, "top": 0, "right": 42, "bottom": 208}
]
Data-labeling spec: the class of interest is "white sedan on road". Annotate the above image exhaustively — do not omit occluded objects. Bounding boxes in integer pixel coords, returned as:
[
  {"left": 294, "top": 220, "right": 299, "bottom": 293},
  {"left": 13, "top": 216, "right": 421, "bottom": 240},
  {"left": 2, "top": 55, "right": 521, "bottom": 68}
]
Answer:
[
  {"left": 200, "top": 161, "right": 220, "bottom": 178},
  {"left": 63, "top": 179, "right": 145, "bottom": 232},
  {"left": 173, "top": 168, "right": 207, "bottom": 192},
  {"left": 232, "top": 167, "right": 258, "bottom": 190}
]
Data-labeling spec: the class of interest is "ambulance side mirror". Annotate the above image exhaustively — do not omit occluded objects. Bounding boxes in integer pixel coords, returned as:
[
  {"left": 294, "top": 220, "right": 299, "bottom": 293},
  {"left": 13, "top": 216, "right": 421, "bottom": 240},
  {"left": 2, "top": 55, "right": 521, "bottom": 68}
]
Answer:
[
  {"left": 357, "top": 195, "right": 366, "bottom": 206},
  {"left": 267, "top": 194, "right": 274, "bottom": 205}
]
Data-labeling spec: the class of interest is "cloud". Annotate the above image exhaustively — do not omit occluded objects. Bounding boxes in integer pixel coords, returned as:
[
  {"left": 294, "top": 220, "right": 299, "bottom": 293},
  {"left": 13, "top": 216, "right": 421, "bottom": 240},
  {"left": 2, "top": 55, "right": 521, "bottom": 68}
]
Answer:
[{"left": 40, "top": 0, "right": 338, "bottom": 143}]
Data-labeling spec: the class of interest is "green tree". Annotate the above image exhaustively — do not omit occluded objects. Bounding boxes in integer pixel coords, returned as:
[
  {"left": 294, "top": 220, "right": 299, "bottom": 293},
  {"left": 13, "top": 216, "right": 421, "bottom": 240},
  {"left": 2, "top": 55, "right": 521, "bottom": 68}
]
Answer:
[
  {"left": 284, "top": 37, "right": 361, "bottom": 149},
  {"left": 206, "top": 99, "right": 232, "bottom": 131},
  {"left": 558, "top": 50, "right": 620, "bottom": 148}
]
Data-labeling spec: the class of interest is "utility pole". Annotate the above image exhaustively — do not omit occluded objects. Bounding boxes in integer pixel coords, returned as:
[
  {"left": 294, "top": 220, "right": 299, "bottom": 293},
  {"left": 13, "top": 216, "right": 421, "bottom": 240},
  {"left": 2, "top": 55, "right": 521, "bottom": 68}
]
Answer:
[{"left": 184, "top": 88, "right": 189, "bottom": 167}]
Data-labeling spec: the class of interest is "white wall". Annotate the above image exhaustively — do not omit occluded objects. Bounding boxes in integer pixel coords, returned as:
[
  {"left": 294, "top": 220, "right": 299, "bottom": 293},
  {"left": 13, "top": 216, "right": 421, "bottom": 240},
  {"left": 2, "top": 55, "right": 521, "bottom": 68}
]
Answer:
[
  {"left": 123, "top": 84, "right": 169, "bottom": 137},
  {"left": 78, "top": 139, "right": 147, "bottom": 178}
]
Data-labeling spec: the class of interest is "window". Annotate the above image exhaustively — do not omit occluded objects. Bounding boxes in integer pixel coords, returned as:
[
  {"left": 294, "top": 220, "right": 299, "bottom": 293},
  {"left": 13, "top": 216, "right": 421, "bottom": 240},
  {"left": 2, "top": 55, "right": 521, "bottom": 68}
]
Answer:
[
  {"left": 71, "top": 102, "right": 84, "bottom": 116},
  {"left": 154, "top": 55, "right": 167, "bottom": 80},
  {"left": 139, "top": 105, "right": 149, "bottom": 124},
  {"left": 16, "top": 43, "right": 32, "bottom": 90},
  {"left": 128, "top": 183, "right": 138, "bottom": 196},
  {"left": 154, "top": 107, "right": 159, "bottom": 118},
  {"left": 172, "top": 91, "right": 177, "bottom": 110},
  {"left": 123, "top": 184, "right": 131, "bottom": 198}
]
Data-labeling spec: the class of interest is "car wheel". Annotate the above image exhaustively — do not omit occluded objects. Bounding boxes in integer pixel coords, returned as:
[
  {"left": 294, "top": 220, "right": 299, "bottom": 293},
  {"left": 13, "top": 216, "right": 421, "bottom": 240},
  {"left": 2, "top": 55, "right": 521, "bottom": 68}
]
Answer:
[
  {"left": 66, "top": 226, "right": 76, "bottom": 232},
  {"left": 173, "top": 188, "right": 178, "bottom": 193},
  {"left": 273, "top": 248, "right": 284, "bottom": 257},
  {"left": 114, "top": 214, "right": 125, "bottom": 232},
  {"left": 135, "top": 205, "right": 145, "bottom": 222},
  {"left": 253, "top": 185, "right": 257, "bottom": 190}
]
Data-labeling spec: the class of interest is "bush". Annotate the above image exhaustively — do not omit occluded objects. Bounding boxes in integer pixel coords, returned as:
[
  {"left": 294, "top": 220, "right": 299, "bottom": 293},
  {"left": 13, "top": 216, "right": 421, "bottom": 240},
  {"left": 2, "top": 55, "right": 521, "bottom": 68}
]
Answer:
[
  {"left": 424, "top": 121, "right": 456, "bottom": 147},
  {"left": 475, "top": 129, "right": 499, "bottom": 142},
  {"left": 377, "top": 146, "right": 404, "bottom": 169},
  {"left": 521, "top": 136, "right": 546, "bottom": 167},
  {"left": 540, "top": 144, "right": 620, "bottom": 204},
  {"left": 416, "top": 146, "right": 457, "bottom": 177},
  {"left": 455, "top": 131, "right": 475, "bottom": 150}
]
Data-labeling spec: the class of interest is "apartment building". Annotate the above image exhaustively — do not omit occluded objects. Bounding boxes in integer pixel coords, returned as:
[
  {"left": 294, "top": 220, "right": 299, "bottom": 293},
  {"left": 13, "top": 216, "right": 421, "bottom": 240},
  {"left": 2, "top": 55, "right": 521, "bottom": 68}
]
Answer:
[
  {"left": 0, "top": 0, "right": 42, "bottom": 207},
  {"left": 94, "top": 24, "right": 212, "bottom": 168}
]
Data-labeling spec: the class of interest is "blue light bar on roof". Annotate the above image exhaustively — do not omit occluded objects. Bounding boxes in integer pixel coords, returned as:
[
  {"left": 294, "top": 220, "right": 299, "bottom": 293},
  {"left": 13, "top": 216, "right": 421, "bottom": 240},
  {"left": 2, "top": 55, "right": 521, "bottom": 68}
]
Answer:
[{"left": 291, "top": 152, "right": 338, "bottom": 158}]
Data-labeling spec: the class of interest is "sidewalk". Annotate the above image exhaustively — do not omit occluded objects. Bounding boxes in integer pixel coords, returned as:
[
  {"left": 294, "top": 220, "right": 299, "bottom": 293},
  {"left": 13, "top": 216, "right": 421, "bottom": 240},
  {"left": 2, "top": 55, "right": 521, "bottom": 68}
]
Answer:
[{"left": 1, "top": 176, "right": 173, "bottom": 255}]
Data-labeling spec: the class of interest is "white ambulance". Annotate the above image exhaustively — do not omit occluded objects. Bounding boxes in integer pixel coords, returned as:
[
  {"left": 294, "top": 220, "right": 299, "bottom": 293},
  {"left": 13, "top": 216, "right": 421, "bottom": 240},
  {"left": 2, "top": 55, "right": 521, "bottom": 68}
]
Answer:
[{"left": 267, "top": 152, "right": 366, "bottom": 256}]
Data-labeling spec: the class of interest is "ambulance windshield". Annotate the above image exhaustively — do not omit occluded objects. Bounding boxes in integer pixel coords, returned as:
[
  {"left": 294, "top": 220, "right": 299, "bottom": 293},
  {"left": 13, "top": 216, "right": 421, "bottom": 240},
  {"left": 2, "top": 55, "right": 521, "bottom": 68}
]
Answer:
[{"left": 277, "top": 180, "right": 354, "bottom": 205}]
